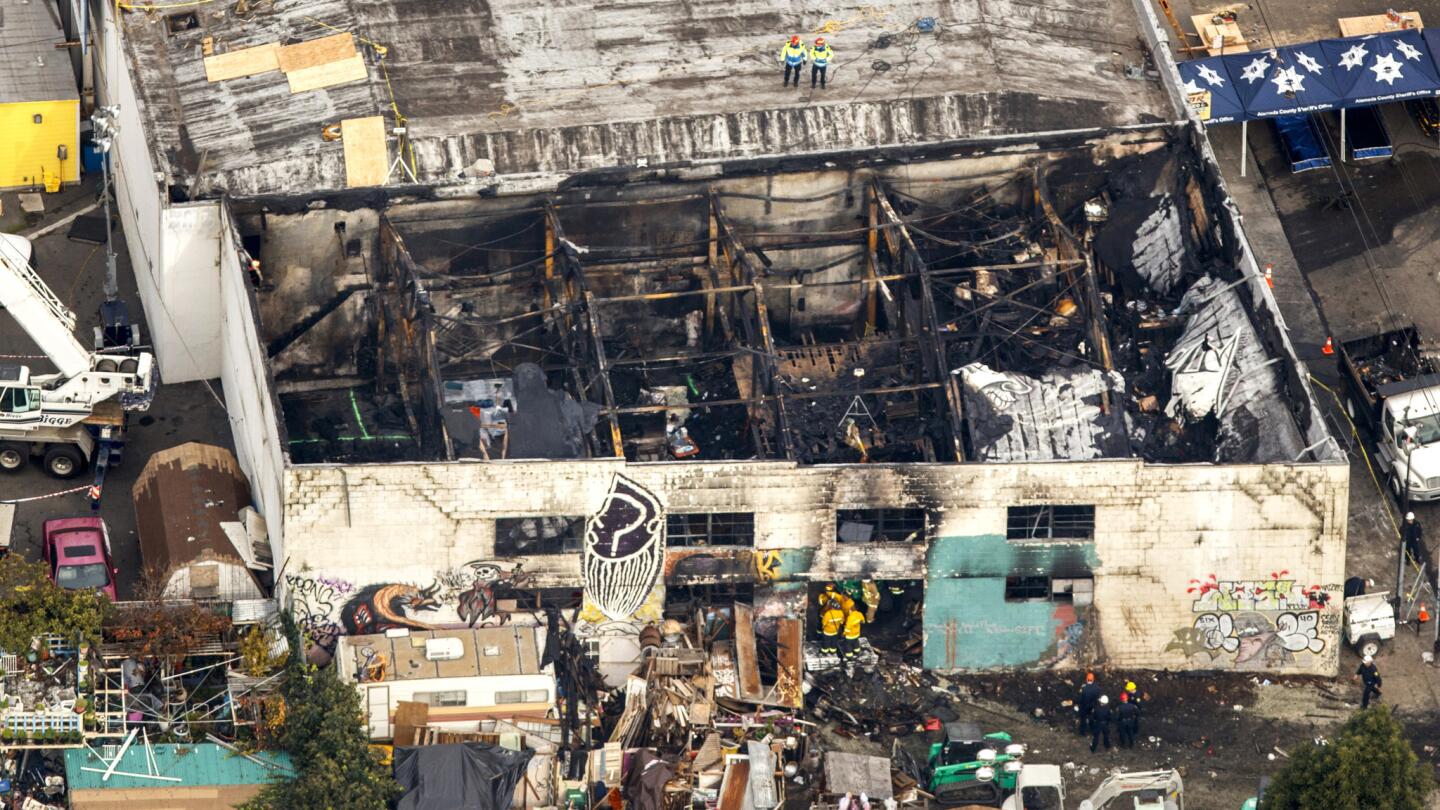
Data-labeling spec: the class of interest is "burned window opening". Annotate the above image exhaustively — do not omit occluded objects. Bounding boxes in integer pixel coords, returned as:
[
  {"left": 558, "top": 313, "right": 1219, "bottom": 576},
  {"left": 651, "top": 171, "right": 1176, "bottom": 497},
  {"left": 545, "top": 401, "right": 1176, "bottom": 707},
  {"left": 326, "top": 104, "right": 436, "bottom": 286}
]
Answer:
[
  {"left": 837, "top": 509, "right": 927, "bottom": 543},
  {"left": 666, "top": 513, "right": 755, "bottom": 547},
  {"left": 495, "top": 517, "right": 584, "bottom": 556},
  {"left": 1004, "top": 575, "right": 1092, "bottom": 603},
  {"left": 1006, "top": 505, "right": 1096, "bottom": 541}
]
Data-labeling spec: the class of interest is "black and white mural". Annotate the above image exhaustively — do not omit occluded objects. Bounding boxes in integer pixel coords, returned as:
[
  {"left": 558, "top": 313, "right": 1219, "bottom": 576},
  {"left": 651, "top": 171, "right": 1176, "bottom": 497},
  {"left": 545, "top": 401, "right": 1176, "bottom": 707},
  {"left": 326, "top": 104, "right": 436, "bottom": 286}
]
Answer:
[{"left": 582, "top": 475, "right": 666, "bottom": 621}]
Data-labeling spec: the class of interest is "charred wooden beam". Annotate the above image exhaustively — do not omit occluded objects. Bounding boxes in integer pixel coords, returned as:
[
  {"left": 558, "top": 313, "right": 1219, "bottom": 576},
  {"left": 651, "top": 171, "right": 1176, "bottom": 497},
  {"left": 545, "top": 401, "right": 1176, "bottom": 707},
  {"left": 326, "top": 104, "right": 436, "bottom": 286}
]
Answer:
[
  {"left": 545, "top": 202, "right": 625, "bottom": 457},
  {"left": 871, "top": 178, "right": 967, "bottom": 461},
  {"left": 709, "top": 189, "right": 796, "bottom": 461}
]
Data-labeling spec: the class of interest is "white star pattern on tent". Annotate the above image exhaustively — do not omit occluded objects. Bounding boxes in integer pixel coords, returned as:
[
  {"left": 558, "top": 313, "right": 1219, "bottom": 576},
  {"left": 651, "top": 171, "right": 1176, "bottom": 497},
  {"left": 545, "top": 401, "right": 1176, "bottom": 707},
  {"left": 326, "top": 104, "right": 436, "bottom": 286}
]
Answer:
[
  {"left": 1197, "top": 64, "right": 1225, "bottom": 86},
  {"left": 1340, "top": 44, "right": 1368, "bottom": 69},
  {"left": 1296, "top": 52, "right": 1324, "bottom": 74},
  {"left": 1396, "top": 39, "right": 1423, "bottom": 61},
  {"left": 1372, "top": 53, "right": 1404, "bottom": 85},
  {"left": 1241, "top": 56, "right": 1270, "bottom": 83},
  {"left": 1272, "top": 67, "right": 1305, "bottom": 94}
]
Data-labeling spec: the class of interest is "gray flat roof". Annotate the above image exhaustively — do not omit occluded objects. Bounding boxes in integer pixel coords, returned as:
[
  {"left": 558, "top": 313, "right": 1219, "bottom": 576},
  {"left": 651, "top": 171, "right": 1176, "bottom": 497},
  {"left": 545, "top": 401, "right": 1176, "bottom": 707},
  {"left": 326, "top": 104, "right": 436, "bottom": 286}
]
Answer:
[
  {"left": 121, "top": 0, "right": 1172, "bottom": 198},
  {"left": 0, "top": 0, "right": 79, "bottom": 104}
]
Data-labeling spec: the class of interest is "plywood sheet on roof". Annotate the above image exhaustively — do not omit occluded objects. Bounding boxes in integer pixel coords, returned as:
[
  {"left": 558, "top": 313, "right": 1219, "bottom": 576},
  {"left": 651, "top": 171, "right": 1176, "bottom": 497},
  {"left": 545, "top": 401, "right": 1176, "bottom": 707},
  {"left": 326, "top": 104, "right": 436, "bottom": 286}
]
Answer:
[
  {"left": 287, "top": 53, "right": 368, "bottom": 94},
  {"left": 342, "top": 115, "right": 388, "bottom": 187},
  {"left": 277, "top": 32, "right": 357, "bottom": 72},
  {"left": 203, "top": 43, "right": 280, "bottom": 82}
]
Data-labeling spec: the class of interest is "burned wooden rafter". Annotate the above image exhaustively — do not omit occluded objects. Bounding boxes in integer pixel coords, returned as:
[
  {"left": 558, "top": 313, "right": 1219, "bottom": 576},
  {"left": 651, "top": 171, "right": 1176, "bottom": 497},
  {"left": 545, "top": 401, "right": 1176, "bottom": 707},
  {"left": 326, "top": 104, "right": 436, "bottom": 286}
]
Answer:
[
  {"left": 544, "top": 203, "right": 625, "bottom": 457},
  {"left": 870, "top": 177, "right": 967, "bottom": 461},
  {"left": 1033, "top": 166, "right": 1115, "bottom": 411},
  {"left": 376, "top": 215, "right": 456, "bottom": 460},
  {"left": 709, "top": 189, "right": 796, "bottom": 461}
]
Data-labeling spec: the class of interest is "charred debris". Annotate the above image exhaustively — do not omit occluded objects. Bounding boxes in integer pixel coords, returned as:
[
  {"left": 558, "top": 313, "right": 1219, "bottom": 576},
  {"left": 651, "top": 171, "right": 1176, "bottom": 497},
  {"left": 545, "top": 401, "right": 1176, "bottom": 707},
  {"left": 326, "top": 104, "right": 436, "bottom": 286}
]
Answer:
[{"left": 253, "top": 136, "right": 1313, "bottom": 467}]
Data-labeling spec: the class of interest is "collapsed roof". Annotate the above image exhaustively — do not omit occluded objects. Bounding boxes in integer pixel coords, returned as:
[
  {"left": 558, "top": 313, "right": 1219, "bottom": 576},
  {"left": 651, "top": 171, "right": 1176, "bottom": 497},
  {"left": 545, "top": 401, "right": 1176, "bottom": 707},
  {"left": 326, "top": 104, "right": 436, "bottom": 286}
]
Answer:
[{"left": 237, "top": 126, "right": 1336, "bottom": 467}]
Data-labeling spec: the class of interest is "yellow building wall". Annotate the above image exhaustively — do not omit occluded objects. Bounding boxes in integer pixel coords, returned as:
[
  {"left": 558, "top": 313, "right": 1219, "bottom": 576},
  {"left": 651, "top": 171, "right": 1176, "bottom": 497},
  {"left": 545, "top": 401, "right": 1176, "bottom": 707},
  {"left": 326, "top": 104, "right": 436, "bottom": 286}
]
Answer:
[{"left": 0, "top": 99, "right": 80, "bottom": 189}]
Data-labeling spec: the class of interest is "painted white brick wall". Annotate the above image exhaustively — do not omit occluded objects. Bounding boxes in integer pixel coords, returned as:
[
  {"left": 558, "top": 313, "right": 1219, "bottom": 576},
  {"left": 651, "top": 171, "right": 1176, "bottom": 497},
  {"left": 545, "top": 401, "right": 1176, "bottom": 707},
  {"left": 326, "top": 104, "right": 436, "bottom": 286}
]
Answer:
[{"left": 282, "top": 457, "right": 1348, "bottom": 674}]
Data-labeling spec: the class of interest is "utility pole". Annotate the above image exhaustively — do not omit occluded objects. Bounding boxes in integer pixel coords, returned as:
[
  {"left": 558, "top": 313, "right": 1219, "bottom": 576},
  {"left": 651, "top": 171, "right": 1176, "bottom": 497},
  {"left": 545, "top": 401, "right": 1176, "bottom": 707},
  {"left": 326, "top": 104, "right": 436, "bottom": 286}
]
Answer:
[
  {"left": 1399, "top": 406, "right": 1415, "bottom": 616},
  {"left": 90, "top": 105, "right": 119, "bottom": 302}
]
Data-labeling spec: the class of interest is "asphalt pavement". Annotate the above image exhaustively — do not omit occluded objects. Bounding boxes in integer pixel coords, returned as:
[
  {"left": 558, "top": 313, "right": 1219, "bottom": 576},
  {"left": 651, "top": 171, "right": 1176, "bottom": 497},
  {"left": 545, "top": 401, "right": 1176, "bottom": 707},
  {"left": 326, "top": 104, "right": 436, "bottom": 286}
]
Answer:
[{"left": 0, "top": 178, "right": 233, "bottom": 599}]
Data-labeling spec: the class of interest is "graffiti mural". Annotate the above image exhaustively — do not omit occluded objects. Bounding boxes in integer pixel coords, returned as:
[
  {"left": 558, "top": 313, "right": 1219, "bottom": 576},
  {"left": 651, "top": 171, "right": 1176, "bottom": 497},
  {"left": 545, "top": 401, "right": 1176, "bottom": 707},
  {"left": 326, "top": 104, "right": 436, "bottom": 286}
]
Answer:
[
  {"left": 1168, "top": 611, "right": 1328, "bottom": 669},
  {"left": 441, "top": 561, "right": 532, "bottom": 627},
  {"left": 1170, "top": 572, "right": 1339, "bottom": 671},
  {"left": 583, "top": 475, "right": 665, "bottom": 621},
  {"left": 285, "top": 573, "right": 354, "bottom": 656},
  {"left": 340, "top": 583, "right": 444, "bottom": 634},
  {"left": 1187, "top": 572, "right": 1330, "bottom": 612}
]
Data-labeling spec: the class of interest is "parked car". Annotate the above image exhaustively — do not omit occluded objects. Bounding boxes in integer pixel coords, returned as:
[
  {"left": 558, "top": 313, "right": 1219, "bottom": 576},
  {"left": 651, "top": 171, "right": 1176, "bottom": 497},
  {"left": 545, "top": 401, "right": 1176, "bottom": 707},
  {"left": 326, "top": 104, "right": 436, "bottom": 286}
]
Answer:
[{"left": 41, "top": 517, "right": 118, "bottom": 600}]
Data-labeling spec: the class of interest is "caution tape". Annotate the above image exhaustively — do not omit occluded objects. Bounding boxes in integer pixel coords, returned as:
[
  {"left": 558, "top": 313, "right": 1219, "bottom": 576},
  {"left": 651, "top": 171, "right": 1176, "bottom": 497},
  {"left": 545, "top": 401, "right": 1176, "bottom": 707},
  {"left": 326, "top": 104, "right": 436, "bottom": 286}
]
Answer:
[
  {"left": 0, "top": 486, "right": 90, "bottom": 505},
  {"left": 0, "top": 354, "right": 48, "bottom": 360}
]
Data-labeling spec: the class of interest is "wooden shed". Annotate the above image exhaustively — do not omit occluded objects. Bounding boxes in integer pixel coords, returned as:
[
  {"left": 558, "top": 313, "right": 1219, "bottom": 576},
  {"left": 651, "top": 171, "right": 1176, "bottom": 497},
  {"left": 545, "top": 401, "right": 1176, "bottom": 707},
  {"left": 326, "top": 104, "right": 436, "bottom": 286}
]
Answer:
[{"left": 132, "top": 443, "right": 269, "bottom": 601}]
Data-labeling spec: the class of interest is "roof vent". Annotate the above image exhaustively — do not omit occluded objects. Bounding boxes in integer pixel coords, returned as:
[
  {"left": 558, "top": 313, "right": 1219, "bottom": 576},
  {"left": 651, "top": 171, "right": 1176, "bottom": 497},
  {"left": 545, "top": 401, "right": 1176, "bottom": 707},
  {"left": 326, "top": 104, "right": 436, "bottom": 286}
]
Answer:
[{"left": 424, "top": 637, "right": 464, "bottom": 661}]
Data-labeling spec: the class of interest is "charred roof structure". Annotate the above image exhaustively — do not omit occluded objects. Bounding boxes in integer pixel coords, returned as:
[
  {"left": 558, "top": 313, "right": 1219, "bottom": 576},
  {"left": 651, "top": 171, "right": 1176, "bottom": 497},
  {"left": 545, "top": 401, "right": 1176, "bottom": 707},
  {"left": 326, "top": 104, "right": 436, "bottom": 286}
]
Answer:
[
  {"left": 115, "top": 0, "right": 1167, "bottom": 196},
  {"left": 242, "top": 127, "right": 1329, "bottom": 468}
]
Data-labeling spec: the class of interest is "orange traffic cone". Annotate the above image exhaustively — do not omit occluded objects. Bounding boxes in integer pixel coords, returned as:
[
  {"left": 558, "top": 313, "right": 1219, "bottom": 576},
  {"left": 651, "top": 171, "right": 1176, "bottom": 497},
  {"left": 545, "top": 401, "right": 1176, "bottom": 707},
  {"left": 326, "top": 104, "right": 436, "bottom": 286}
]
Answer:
[
  {"left": 1264, "top": 264, "right": 1274, "bottom": 288},
  {"left": 1421, "top": 604, "right": 1430, "bottom": 623},
  {"left": 1322, "top": 337, "right": 1335, "bottom": 355}
]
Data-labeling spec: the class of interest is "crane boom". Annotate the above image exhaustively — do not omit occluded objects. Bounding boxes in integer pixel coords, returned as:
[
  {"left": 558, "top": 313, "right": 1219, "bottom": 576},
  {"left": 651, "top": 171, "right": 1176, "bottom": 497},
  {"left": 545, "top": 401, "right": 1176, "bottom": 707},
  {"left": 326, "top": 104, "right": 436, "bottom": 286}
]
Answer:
[{"left": 0, "top": 236, "right": 91, "bottom": 379}]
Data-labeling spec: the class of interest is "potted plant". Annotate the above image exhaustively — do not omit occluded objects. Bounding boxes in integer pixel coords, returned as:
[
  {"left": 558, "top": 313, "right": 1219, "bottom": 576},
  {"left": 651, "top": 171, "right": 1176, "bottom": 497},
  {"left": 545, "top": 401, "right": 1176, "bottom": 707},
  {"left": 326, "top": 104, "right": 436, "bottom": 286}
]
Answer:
[
  {"left": 1, "top": 728, "right": 12, "bottom": 744},
  {"left": 72, "top": 698, "right": 87, "bottom": 714}
]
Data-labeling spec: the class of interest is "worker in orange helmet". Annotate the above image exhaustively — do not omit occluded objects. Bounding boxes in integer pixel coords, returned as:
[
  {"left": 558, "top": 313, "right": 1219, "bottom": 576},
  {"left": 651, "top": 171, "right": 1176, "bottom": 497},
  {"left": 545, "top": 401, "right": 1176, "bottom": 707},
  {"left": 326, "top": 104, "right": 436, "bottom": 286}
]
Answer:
[
  {"left": 779, "top": 35, "right": 808, "bottom": 88},
  {"left": 810, "top": 37, "right": 835, "bottom": 88}
]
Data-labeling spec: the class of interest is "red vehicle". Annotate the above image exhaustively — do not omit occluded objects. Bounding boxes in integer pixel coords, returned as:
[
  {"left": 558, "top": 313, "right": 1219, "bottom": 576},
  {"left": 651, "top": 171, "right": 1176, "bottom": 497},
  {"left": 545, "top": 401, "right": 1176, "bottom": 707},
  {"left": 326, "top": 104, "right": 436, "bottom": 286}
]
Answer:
[{"left": 41, "top": 517, "right": 117, "bottom": 600}]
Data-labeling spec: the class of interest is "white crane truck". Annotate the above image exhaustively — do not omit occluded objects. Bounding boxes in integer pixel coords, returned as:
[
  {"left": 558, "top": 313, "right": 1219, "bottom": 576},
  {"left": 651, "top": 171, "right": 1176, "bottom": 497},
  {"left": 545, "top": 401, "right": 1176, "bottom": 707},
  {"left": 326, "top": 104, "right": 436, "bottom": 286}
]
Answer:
[{"left": 0, "top": 233, "right": 155, "bottom": 484}]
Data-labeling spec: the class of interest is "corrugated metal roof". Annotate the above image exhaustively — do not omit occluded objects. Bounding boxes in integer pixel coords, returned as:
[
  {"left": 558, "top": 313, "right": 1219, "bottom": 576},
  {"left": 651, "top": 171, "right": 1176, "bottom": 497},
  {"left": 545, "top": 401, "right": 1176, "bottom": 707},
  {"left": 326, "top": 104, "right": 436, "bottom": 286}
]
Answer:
[
  {"left": 0, "top": 0, "right": 79, "bottom": 104},
  {"left": 64, "top": 742, "right": 292, "bottom": 790}
]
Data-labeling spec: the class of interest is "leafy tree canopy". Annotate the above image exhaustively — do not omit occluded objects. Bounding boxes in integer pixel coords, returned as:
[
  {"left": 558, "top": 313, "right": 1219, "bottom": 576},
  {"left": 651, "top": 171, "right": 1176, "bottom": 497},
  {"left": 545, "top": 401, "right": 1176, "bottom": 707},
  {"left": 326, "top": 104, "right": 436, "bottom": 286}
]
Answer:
[
  {"left": 241, "top": 612, "right": 400, "bottom": 810},
  {"left": 0, "top": 554, "right": 110, "bottom": 654},
  {"left": 1262, "top": 706, "right": 1434, "bottom": 810}
]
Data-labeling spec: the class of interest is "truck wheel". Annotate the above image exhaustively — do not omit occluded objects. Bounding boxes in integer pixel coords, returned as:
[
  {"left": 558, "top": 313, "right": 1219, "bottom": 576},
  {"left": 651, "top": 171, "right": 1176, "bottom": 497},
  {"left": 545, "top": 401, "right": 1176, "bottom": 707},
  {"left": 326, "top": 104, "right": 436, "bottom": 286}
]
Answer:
[
  {"left": 42, "top": 446, "right": 84, "bottom": 479},
  {"left": 1390, "top": 473, "right": 1412, "bottom": 504},
  {"left": 0, "top": 443, "right": 26, "bottom": 473},
  {"left": 1355, "top": 634, "right": 1382, "bottom": 659}
]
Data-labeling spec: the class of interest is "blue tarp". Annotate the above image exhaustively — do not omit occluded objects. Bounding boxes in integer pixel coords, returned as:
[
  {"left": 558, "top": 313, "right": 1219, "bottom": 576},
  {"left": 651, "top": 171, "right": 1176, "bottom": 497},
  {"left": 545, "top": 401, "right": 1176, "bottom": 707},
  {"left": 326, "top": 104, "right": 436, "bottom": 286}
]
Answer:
[
  {"left": 1222, "top": 43, "right": 1343, "bottom": 118},
  {"left": 1321, "top": 29, "right": 1440, "bottom": 105},
  {"left": 1186, "top": 30, "right": 1440, "bottom": 124},
  {"left": 1272, "top": 115, "right": 1331, "bottom": 173},
  {"left": 1178, "top": 58, "right": 1245, "bottom": 123}
]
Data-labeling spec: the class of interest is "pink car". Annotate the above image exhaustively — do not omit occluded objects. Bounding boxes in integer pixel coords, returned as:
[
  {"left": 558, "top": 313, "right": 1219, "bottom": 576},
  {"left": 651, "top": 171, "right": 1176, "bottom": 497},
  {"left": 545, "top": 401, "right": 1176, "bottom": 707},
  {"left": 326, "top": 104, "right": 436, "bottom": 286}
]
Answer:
[{"left": 41, "top": 517, "right": 118, "bottom": 600}]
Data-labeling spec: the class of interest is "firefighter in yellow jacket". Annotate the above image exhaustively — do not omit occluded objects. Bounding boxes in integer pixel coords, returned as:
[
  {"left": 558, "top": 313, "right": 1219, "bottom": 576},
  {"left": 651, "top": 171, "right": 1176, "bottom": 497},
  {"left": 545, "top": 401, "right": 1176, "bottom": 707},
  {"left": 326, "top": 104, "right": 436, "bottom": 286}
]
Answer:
[
  {"left": 819, "top": 602, "right": 845, "bottom": 656},
  {"left": 817, "top": 583, "right": 854, "bottom": 613},
  {"left": 841, "top": 606, "right": 865, "bottom": 660}
]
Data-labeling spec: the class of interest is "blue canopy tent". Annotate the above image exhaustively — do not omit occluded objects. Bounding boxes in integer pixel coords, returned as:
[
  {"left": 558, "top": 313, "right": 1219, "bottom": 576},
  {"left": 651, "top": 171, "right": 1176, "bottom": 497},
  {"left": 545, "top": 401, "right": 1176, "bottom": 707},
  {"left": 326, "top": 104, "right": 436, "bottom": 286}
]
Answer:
[
  {"left": 1220, "top": 44, "right": 1342, "bottom": 177},
  {"left": 1177, "top": 57, "right": 1246, "bottom": 124},
  {"left": 1321, "top": 29, "right": 1440, "bottom": 105},
  {"left": 1322, "top": 29, "right": 1440, "bottom": 159}
]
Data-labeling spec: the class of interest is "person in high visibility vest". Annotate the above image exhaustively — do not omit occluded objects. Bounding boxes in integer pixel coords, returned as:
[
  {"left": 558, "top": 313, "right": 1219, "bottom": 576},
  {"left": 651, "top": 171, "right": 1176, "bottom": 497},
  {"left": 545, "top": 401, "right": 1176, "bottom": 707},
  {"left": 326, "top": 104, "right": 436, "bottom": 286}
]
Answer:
[
  {"left": 841, "top": 606, "right": 865, "bottom": 660},
  {"left": 809, "top": 37, "right": 834, "bottom": 88},
  {"left": 819, "top": 603, "right": 845, "bottom": 656},
  {"left": 779, "top": 35, "right": 808, "bottom": 88}
]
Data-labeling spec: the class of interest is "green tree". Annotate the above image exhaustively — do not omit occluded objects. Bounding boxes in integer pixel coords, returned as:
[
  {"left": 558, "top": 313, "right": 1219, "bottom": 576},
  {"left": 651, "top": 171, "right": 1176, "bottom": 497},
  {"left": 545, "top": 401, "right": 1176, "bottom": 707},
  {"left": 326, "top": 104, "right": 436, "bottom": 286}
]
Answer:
[
  {"left": 1262, "top": 707, "right": 1433, "bottom": 810},
  {"left": 0, "top": 555, "right": 111, "bottom": 654},
  {"left": 241, "top": 612, "right": 400, "bottom": 810}
]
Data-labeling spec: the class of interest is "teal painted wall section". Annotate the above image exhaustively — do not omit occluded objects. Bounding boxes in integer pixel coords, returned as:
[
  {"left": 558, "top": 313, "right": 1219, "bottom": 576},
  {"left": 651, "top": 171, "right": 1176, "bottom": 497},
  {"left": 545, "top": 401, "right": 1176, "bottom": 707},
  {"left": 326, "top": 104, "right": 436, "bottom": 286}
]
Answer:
[
  {"left": 923, "top": 535, "right": 1098, "bottom": 669},
  {"left": 926, "top": 534, "right": 1099, "bottom": 578}
]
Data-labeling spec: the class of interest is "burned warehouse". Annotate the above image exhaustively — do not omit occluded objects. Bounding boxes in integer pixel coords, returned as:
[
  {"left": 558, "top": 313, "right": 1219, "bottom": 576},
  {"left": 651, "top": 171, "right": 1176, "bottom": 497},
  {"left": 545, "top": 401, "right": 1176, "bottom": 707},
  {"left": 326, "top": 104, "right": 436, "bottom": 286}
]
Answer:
[{"left": 85, "top": 0, "right": 1347, "bottom": 696}]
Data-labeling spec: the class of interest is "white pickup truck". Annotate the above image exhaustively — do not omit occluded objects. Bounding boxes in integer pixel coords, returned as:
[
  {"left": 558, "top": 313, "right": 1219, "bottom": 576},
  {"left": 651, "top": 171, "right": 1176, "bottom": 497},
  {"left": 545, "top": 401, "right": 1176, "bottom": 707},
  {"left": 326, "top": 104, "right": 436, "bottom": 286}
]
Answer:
[
  {"left": 1344, "top": 591, "right": 1395, "bottom": 658},
  {"left": 1000, "top": 767, "right": 1181, "bottom": 810}
]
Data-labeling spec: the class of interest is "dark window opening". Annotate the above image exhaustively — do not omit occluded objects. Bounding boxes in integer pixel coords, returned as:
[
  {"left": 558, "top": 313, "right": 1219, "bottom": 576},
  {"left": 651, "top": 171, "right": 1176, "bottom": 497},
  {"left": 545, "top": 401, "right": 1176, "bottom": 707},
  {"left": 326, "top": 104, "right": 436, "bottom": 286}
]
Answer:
[
  {"left": 166, "top": 12, "right": 199, "bottom": 33},
  {"left": 664, "top": 584, "right": 753, "bottom": 618},
  {"left": 495, "top": 516, "right": 584, "bottom": 555},
  {"left": 1005, "top": 575, "right": 1093, "bottom": 604},
  {"left": 666, "top": 513, "right": 755, "bottom": 547},
  {"left": 1006, "top": 505, "right": 1095, "bottom": 541},
  {"left": 836, "top": 509, "right": 927, "bottom": 543}
]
